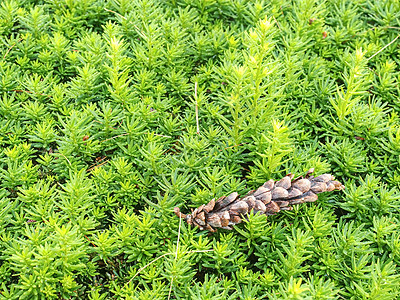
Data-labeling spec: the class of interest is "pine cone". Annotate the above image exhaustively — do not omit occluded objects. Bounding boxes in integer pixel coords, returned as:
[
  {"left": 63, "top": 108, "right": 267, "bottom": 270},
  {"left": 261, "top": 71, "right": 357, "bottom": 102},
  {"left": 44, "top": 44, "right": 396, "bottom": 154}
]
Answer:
[{"left": 174, "top": 168, "right": 345, "bottom": 232}]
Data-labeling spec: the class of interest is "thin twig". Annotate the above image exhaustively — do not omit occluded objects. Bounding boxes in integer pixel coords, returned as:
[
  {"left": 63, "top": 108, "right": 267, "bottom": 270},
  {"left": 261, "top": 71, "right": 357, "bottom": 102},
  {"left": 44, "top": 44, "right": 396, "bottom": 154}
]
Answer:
[
  {"left": 104, "top": 8, "right": 147, "bottom": 40},
  {"left": 102, "top": 132, "right": 172, "bottom": 143},
  {"left": 219, "top": 143, "right": 247, "bottom": 151},
  {"left": 101, "top": 133, "right": 129, "bottom": 143},
  {"left": 168, "top": 277, "right": 174, "bottom": 298},
  {"left": 3, "top": 38, "right": 23, "bottom": 60},
  {"left": 87, "top": 159, "right": 109, "bottom": 172},
  {"left": 126, "top": 253, "right": 169, "bottom": 286},
  {"left": 124, "top": 249, "right": 213, "bottom": 287},
  {"left": 273, "top": 16, "right": 281, "bottom": 31},
  {"left": 104, "top": 7, "right": 126, "bottom": 20},
  {"left": 87, "top": 156, "right": 107, "bottom": 169},
  {"left": 175, "top": 217, "right": 182, "bottom": 260},
  {"left": 11, "top": 89, "right": 51, "bottom": 97},
  {"left": 195, "top": 82, "right": 199, "bottom": 134},
  {"left": 168, "top": 215, "right": 182, "bottom": 300},
  {"left": 58, "top": 152, "right": 72, "bottom": 167},
  {"left": 84, "top": 235, "right": 98, "bottom": 248},
  {"left": 355, "top": 25, "right": 400, "bottom": 38},
  {"left": 367, "top": 35, "right": 400, "bottom": 61},
  {"left": 144, "top": 132, "right": 172, "bottom": 138}
]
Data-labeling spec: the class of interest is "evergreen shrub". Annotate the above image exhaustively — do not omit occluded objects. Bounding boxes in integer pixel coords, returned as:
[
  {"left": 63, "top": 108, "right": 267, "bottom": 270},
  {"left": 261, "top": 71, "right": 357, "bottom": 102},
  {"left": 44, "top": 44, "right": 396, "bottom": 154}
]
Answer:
[{"left": 0, "top": 0, "right": 400, "bottom": 299}]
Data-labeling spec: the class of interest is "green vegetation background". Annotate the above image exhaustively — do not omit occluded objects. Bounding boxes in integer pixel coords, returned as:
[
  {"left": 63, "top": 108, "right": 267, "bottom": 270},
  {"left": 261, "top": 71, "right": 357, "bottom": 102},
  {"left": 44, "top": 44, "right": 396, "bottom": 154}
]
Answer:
[{"left": 0, "top": 0, "right": 400, "bottom": 299}]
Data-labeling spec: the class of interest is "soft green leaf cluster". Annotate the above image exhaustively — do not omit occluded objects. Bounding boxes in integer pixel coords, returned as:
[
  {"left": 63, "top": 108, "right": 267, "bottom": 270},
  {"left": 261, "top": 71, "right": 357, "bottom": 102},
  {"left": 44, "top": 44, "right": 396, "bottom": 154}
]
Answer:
[{"left": 0, "top": 0, "right": 400, "bottom": 299}]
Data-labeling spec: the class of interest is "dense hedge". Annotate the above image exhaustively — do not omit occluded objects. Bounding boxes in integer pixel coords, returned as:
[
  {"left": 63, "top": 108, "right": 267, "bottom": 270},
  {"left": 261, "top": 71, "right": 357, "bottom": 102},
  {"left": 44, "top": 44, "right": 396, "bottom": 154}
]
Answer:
[{"left": 1, "top": 0, "right": 400, "bottom": 299}]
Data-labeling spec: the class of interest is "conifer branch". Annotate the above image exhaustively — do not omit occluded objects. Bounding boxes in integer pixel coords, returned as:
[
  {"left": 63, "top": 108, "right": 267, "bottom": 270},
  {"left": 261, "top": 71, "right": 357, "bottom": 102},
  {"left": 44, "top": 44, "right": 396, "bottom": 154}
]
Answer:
[{"left": 175, "top": 169, "right": 345, "bottom": 232}]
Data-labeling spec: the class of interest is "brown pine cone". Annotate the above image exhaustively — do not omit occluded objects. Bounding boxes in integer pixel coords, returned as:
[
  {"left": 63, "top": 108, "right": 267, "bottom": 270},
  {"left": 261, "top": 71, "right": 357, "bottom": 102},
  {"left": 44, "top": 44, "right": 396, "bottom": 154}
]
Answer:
[{"left": 174, "top": 168, "right": 345, "bottom": 232}]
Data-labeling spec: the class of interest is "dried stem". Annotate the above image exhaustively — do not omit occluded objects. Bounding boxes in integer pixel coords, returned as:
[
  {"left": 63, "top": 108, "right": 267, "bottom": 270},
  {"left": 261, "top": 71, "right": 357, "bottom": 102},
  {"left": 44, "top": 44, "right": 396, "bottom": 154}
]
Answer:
[
  {"left": 168, "top": 213, "right": 182, "bottom": 300},
  {"left": 3, "top": 38, "right": 23, "bottom": 60},
  {"left": 195, "top": 82, "right": 199, "bottom": 134},
  {"left": 124, "top": 249, "right": 214, "bottom": 288},
  {"left": 58, "top": 152, "right": 72, "bottom": 167},
  {"left": 10, "top": 89, "right": 51, "bottom": 97},
  {"left": 367, "top": 35, "right": 399, "bottom": 61},
  {"left": 104, "top": 8, "right": 147, "bottom": 39},
  {"left": 87, "top": 159, "right": 110, "bottom": 172},
  {"left": 102, "top": 132, "right": 171, "bottom": 143}
]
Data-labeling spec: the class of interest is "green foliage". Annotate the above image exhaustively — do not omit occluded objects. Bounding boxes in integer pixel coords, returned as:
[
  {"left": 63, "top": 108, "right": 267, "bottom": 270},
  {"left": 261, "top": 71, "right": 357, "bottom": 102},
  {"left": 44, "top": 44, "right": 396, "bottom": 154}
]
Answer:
[{"left": 0, "top": 0, "right": 400, "bottom": 298}]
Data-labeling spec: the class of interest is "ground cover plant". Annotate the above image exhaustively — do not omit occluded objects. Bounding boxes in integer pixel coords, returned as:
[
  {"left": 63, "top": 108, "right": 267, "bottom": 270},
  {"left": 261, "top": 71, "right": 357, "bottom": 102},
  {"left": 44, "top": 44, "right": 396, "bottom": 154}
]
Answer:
[{"left": 0, "top": 0, "right": 400, "bottom": 299}]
